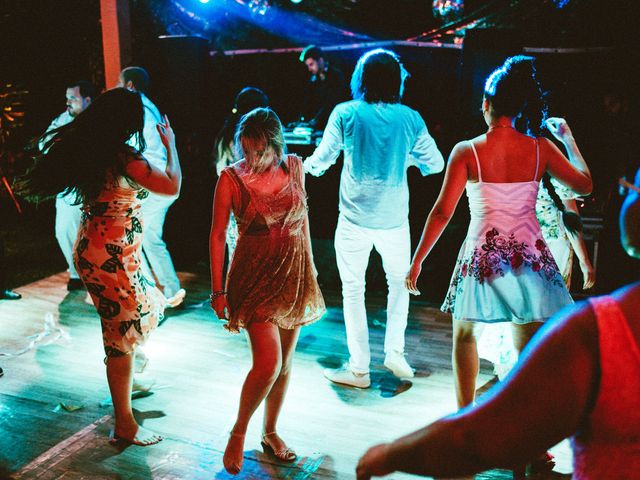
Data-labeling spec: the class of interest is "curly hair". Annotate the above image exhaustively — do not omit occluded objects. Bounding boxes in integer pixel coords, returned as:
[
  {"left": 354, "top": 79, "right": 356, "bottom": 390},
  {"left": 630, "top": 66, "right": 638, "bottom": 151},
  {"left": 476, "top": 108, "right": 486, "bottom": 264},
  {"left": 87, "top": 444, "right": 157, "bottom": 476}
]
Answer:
[{"left": 484, "top": 55, "right": 547, "bottom": 136}]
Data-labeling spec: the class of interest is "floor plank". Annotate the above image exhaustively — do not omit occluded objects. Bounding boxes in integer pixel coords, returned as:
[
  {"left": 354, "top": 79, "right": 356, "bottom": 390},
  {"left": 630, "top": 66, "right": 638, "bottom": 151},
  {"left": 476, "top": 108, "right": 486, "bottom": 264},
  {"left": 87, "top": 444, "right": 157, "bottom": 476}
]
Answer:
[{"left": 0, "top": 272, "right": 571, "bottom": 479}]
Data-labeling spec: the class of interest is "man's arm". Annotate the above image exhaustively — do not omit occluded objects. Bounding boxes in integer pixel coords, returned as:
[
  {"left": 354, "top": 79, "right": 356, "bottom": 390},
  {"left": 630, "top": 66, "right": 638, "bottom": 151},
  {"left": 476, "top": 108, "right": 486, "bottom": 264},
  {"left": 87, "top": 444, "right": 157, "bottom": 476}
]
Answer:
[
  {"left": 409, "top": 119, "right": 444, "bottom": 176},
  {"left": 38, "top": 112, "right": 73, "bottom": 151},
  {"left": 303, "top": 107, "right": 343, "bottom": 177}
]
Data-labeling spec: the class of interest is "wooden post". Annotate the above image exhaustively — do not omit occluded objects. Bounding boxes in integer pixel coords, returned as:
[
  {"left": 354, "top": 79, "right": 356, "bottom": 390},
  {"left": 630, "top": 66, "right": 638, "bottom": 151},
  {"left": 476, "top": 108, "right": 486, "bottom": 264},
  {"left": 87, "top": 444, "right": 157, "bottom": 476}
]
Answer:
[{"left": 100, "top": 0, "right": 132, "bottom": 88}]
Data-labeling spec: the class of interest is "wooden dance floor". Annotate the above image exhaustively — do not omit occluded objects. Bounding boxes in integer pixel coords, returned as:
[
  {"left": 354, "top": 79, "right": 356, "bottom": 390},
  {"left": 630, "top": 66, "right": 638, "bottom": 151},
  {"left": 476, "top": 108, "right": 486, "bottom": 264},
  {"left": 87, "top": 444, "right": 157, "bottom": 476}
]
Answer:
[{"left": 0, "top": 272, "right": 572, "bottom": 479}]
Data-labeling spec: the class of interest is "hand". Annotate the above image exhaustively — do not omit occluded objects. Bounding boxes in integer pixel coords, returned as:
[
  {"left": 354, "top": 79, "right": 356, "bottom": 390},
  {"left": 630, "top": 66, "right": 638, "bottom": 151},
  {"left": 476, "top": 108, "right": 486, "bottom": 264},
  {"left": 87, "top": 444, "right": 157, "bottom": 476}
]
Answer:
[
  {"left": 210, "top": 294, "right": 229, "bottom": 321},
  {"left": 156, "top": 114, "right": 175, "bottom": 150},
  {"left": 405, "top": 262, "right": 422, "bottom": 295},
  {"left": 545, "top": 117, "right": 574, "bottom": 143},
  {"left": 580, "top": 260, "right": 596, "bottom": 290},
  {"left": 356, "top": 443, "right": 393, "bottom": 480}
]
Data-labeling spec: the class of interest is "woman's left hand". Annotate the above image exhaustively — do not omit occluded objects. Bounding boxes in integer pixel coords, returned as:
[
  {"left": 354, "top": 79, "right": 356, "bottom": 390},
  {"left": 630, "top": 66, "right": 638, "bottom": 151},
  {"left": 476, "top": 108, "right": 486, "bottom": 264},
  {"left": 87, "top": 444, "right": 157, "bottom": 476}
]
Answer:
[
  {"left": 405, "top": 262, "right": 422, "bottom": 295},
  {"left": 356, "top": 443, "right": 393, "bottom": 480}
]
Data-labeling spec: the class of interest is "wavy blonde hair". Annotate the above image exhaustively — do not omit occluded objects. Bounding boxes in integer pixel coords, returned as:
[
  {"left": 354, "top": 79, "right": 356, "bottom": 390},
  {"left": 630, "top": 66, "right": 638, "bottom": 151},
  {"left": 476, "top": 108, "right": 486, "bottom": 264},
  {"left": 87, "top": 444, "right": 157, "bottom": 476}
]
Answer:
[{"left": 234, "top": 107, "right": 286, "bottom": 174}]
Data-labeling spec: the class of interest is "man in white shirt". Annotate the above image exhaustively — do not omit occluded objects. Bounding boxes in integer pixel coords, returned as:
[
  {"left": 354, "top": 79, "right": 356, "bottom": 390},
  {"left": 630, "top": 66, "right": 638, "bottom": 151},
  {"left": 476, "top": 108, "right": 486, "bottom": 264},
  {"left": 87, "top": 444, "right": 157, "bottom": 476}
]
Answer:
[
  {"left": 305, "top": 49, "right": 444, "bottom": 388},
  {"left": 41, "top": 81, "right": 96, "bottom": 291},
  {"left": 118, "top": 67, "right": 182, "bottom": 300}
]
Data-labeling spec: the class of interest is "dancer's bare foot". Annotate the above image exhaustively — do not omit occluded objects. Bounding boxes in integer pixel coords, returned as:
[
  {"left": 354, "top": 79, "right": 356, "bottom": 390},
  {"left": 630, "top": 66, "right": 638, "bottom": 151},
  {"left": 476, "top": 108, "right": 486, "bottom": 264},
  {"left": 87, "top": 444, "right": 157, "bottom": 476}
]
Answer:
[
  {"left": 166, "top": 288, "right": 186, "bottom": 308},
  {"left": 223, "top": 431, "right": 245, "bottom": 475},
  {"left": 110, "top": 425, "right": 163, "bottom": 446}
]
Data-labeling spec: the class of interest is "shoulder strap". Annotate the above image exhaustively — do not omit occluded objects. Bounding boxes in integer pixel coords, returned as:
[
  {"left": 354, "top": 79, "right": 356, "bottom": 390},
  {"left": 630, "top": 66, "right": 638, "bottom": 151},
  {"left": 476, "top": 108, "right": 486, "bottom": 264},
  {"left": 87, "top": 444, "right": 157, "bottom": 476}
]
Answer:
[
  {"left": 468, "top": 141, "right": 482, "bottom": 182},
  {"left": 533, "top": 138, "right": 540, "bottom": 181},
  {"left": 287, "top": 155, "right": 305, "bottom": 190},
  {"left": 221, "top": 166, "right": 250, "bottom": 208}
]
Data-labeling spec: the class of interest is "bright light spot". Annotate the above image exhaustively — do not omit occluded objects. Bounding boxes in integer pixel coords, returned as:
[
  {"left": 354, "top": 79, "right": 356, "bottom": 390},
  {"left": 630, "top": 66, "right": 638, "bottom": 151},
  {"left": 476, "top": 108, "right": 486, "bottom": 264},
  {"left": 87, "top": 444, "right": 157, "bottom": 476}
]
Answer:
[
  {"left": 290, "top": 0, "right": 303, "bottom": 4},
  {"left": 199, "top": 0, "right": 211, "bottom": 4}
]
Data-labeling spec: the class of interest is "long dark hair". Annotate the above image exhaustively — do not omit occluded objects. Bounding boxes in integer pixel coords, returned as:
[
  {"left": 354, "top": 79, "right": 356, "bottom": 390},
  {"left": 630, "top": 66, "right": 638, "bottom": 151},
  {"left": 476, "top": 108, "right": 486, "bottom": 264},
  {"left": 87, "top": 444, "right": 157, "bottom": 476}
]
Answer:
[
  {"left": 22, "top": 88, "right": 145, "bottom": 205},
  {"left": 350, "top": 49, "right": 408, "bottom": 104},
  {"left": 484, "top": 55, "right": 547, "bottom": 136},
  {"left": 485, "top": 56, "right": 582, "bottom": 233}
]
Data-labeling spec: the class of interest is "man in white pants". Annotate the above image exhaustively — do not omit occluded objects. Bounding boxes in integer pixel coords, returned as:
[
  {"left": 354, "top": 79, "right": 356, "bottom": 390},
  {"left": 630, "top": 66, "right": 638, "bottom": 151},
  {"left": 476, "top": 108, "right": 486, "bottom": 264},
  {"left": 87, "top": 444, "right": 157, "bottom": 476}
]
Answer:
[
  {"left": 304, "top": 49, "right": 444, "bottom": 388},
  {"left": 41, "top": 81, "right": 96, "bottom": 290},
  {"left": 118, "top": 67, "right": 182, "bottom": 301}
]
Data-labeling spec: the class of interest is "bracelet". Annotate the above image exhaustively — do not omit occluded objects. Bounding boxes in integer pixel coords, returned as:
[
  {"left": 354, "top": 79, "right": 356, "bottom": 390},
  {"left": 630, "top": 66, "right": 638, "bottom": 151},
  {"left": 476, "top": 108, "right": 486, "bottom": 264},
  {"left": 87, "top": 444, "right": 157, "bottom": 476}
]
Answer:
[{"left": 209, "top": 290, "right": 226, "bottom": 301}]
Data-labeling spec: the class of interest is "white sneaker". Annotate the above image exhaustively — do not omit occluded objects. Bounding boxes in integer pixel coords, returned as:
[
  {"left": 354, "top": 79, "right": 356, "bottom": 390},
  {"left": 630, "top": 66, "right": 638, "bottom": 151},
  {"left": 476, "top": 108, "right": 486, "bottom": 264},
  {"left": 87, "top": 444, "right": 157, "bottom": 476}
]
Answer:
[
  {"left": 384, "top": 351, "right": 415, "bottom": 378},
  {"left": 323, "top": 364, "right": 371, "bottom": 388}
]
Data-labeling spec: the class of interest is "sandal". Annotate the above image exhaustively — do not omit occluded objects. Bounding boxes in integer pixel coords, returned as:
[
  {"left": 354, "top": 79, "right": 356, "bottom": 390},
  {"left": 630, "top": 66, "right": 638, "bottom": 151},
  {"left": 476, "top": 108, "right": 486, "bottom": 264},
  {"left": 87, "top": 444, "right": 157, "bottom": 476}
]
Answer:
[{"left": 261, "top": 432, "right": 297, "bottom": 462}]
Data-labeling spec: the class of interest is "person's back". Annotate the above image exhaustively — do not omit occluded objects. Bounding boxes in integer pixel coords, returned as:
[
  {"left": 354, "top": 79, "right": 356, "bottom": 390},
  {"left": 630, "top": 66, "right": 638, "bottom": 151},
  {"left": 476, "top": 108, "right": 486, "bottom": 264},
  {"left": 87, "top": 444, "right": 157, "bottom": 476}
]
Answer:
[
  {"left": 572, "top": 286, "right": 640, "bottom": 479},
  {"left": 308, "top": 98, "right": 442, "bottom": 229}
]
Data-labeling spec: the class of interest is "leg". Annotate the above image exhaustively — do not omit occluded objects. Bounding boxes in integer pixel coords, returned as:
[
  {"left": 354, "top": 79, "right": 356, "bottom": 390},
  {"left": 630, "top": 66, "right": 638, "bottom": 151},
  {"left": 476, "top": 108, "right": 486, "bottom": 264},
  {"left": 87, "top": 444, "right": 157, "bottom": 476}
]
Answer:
[
  {"left": 511, "top": 323, "right": 554, "bottom": 475},
  {"left": 373, "top": 223, "right": 413, "bottom": 376},
  {"left": 55, "top": 195, "right": 82, "bottom": 282},
  {"left": 334, "top": 216, "right": 374, "bottom": 374},
  {"left": 452, "top": 319, "right": 481, "bottom": 408},
  {"left": 106, "top": 352, "right": 162, "bottom": 445},
  {"left": 511, "top": 321, "right": 544, "bottom": 356},
  {"left": 262, "top": 326, "right": 300, "bottom": 458},
  {"left": 140, "top": 194, "right": 181, "bottom": 297},
  {"left": 224, "top": 322, "right": 282, "bottom": 474}
]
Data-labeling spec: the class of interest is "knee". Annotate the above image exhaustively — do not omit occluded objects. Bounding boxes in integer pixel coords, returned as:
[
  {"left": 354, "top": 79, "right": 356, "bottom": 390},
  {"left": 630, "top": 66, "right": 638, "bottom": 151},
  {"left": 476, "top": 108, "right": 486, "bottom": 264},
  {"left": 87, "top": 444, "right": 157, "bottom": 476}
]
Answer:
[
  {"left": 252, "top": 357, "right": 282, "bottom": 385},
  {"left": 453, "top": 328, "right": 477, "bottom": 344},
  {"left": 341, "top": 281, "right": 365, "bottom": 299}
]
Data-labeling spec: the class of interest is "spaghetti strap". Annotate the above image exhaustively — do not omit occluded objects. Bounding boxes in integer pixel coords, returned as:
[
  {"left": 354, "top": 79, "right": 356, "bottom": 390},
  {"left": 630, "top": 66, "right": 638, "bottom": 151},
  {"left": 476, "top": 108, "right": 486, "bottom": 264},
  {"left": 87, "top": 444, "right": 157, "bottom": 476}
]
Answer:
[
  {"left": 533, "top": 138, "right": 540, "bottom": 181},
  {"left": 287, "top": 155, "right": 305, "bottom": 191},
  {"left": 468, "top": 141, "right": 482, "bottom": 182}
]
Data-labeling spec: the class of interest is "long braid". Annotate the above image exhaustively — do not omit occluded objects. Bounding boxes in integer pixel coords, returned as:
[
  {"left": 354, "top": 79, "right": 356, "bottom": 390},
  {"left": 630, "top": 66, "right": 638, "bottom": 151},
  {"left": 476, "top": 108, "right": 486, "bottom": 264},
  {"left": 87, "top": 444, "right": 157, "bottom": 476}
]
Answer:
[{"left": 542, "top": 174, "right": 583, "bottom": 234}]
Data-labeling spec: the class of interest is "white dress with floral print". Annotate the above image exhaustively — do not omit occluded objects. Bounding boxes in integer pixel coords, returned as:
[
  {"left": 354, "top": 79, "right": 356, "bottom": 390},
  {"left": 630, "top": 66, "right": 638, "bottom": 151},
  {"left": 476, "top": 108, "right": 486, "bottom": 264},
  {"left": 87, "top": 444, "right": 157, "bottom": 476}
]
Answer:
[{"left": 441, "top": 141, "right": 573, "bottom": 324}]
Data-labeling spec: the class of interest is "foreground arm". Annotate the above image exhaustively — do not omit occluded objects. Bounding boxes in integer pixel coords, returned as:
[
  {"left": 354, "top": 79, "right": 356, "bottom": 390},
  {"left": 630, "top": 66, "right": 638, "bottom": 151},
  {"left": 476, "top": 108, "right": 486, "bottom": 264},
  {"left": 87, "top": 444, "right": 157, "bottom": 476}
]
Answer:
[
  {"left": 209, "top": 172, "right": 233, "bottom": 321},
  {"left": 303, "top": 107, "right": 343, "bottom": 177},
  {"left": 620, "top": 168, "right": 640, "bottom": 258},
  {"left": 405, "top": 142, "right": 468, "bottom": 293},
  {"left": 125, "top": 115, "right": 181, "bottom": 196},
  {"left": 357, "top": 301, "right": 599, "bottom": 479},
  {"left": 563, "top": 199, "right": 595, "bottom": 289}
]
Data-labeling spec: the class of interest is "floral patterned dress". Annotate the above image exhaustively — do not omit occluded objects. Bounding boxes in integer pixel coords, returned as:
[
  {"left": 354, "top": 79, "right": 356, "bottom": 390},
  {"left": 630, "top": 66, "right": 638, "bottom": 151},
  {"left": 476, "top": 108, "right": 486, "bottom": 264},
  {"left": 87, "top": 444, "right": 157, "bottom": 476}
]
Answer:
[
  {"left": 442, "top": 140, "right": 573, "bottom": 323},
  {"left": 536, "top": 178, "right": 579, "bottom": 287},
  {"left": 222, "top": 155, "right": 325, "bottom": 331},
  {"left": 74, "top": 176, "right": 166, "bottom": 357}
]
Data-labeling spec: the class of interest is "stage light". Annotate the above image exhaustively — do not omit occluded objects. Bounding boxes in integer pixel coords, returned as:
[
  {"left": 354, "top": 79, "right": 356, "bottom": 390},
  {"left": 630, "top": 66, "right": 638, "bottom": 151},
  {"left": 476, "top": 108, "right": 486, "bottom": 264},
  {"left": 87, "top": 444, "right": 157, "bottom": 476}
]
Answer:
[
  {"left": 290, "top": 0, "right": 303, "bottom": 4},
  {"left": 199, "top": 0, "right": 211, "bottom": 4},
  {"left": 432, "top": 0, "right": 464, "bottom": 23}
]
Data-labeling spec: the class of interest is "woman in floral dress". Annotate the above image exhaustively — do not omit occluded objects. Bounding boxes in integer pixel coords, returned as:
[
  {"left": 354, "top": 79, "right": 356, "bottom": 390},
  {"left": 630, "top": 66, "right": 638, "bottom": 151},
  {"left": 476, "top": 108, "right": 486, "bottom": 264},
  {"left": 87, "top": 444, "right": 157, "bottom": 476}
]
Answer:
[
  {"left": 405, "top": 56, "right": 592, "bottom": 410},
  {"left": 24, "top": 88, "right": 182, "bottom": 446},
  {"left": 209, "top": 108, "right": 325, "bottom": 475}
]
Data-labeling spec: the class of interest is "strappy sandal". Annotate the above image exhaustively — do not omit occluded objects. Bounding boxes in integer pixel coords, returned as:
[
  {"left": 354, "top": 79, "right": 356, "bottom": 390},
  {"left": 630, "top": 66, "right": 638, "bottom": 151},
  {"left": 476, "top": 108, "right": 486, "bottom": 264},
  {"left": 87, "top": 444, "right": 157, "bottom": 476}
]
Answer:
[
  {"left": 223, "top": 431, "right": 245, "bottom": 475},
  {"left": 261, "top": 432, "right": 297, "bottom": 462}
]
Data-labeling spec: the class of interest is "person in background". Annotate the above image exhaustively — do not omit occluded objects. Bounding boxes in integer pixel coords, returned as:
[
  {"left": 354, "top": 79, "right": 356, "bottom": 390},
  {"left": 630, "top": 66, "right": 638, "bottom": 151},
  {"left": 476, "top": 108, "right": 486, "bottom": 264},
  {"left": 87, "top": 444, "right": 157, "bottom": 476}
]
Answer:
[
  {"left": 298, "top": 45, "right": 349, "bottom": 130},
  {"left": 356, "top": 168, "right": 640, "bottom": 480},
  {"left": 22, "top": 88, "right": 183, "bottom": 446},
  {"left": 213, "top": 87, "right": 269, "bottom": 256},
  {"left": 305, "top": 49, "right": 444, "bottom": 387},
  {"left": 119, "top": 67, "right": 184, "bottom": 302},
  {"left": 41, "top": 80, "right": 97, "bottom": 291},
  {"left": 536, "top": 175, "right": 595, "bottom": 289},
  {"left": 210, "top": 108, "right": 325, "bottom": 475}
]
